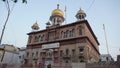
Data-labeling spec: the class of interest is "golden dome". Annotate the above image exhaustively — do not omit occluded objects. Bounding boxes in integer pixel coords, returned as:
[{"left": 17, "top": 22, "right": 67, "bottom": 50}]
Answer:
[
  {"left": 52, "top": 9, "right": 64, "bottom": 17},
  {"left": 51, "top": 4, "right": 64, "bottom": 17},
  {"left": 77, "top": 8, "right": 86, "bottom": 15},
  {"left": 31, "top": 22, "right": 39, "bottom": 30}
]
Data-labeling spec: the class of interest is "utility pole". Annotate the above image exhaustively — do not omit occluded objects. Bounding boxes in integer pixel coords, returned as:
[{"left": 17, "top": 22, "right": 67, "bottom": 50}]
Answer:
[
  {"left": 0, "top": 12, "right": 10, "bottom": 45},
  {"left": 103, "top": 24, "right": 110, "bottom": 63},
  {"left": 0, "top": 0, "right": 27, "bottom": 45},
  {"left": 0, "top": 0, "right": 11, "bottom": 45}
]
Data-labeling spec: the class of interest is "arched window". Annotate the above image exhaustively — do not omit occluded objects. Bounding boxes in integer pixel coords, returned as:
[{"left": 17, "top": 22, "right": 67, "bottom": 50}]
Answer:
[
  {"left": 40, "top": 52, "right": 42, "bottom": 57},
  {"left": 41, "top": 35, "right": 45, "bottom": 41},
  {"left": 27, "top": 52, "right": 29, "bottom": 57},
  {"left": 66, "top": 60, "right": 69, "bottom": 63},
  {"left": 71, "top": 29, "right": 75, "bottom": 37},
  {"left": 49, "top": 31, "right": 55, "bottom": 41},
  {"left": 63, "top": 32, "right": 66, "bottom": 38},
  {"left": 66, "top": 30, "right": 69, "bottom": 38},
  {"left": 79, "top": 15, "right": 82, "bottom": 19},
  {"left": 34, "top": 36, "right": 39, "bottom": 42},
  {"left": 32, "top": 52, "right": 34, "bottom": 57},
  {"left": 79, "top": 56, "right": 84, "bottom": 62},
  {"left": 66, "top": 49, "right": 69, "bottom": 55},
  {"left": 29, "top": 36, "right": 32, "bottom": 43},
  {"left": 72, "top": 49, "right": 75, "bottom": 56},
  {"left": 60, "top": 50, "right": 63, "bottom": 57},
  {"left": 36, "top": 52, "right": 38, "bottom": 56},
  {"left": 79, "top": 26, "right": 82, "bottom": 35},
  {"left": 79, "top": 25, "right": 84, "bottom": 35},
  {"left": 61, "top": 31, "right": 63, "bottom": 38},
  {"left": 38, "top": 35, "right": 41, "bottom": 42},
  {"left": 69, "top": 31, "right": 72, "bottom": 37}
]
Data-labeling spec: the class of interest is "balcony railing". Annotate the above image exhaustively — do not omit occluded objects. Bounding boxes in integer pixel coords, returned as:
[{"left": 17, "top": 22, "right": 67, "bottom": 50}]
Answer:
[
  {"left": 63, "top": 54, "right": 71, "bottom": 59},
  {"left": 46, "top": 56, "right": 53, "bottom": 60},
  {"left": 46, "top": 55, "right": 53, "bottom": 59},
  {"left": 32, "top": 56, "right": 38, "bottom": 60}
]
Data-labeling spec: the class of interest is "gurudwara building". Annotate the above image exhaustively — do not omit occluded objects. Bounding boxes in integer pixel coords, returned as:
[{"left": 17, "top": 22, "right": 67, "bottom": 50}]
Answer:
[{"left": 25, "top": 4, "right": 100, "bottom": 66}]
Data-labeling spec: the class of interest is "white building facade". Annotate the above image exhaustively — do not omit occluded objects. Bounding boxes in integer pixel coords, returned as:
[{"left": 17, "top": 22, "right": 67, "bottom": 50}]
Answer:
[
  {"left": 18, "top": 47, "right": 26, "bottom": 64},
  {"left": 100, "top": 54, "right": 114, "bottom": 62},
  {"left": 0, "top": 44, "right": 20, "bottom": 64}
]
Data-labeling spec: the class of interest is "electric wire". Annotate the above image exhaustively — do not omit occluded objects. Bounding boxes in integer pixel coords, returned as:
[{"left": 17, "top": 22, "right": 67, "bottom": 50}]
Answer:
[{"left": 86, "top": 0, "right": 95, "bottom": 12}]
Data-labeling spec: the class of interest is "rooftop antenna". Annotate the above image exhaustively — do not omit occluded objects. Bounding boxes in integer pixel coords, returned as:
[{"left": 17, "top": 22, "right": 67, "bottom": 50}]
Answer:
[
  {"left": 64, "top": 6, "right": 67, "bottom": 24},
  {"left": 103, "top": 24, "right": 110, "bottom": 63}
]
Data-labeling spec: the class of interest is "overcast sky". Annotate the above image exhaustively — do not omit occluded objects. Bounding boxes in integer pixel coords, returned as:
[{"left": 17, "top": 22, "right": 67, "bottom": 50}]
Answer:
[{"left": 0, "top": 0, "right": 120, "bottom": 60}]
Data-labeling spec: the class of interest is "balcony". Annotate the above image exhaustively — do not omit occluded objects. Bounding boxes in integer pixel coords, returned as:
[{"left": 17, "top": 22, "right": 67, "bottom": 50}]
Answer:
[
  {"left": 40, "top": 51, "right": 46, "bottom": 58},
  {"left": 63, "top": 54, "right": 71, "bottom": 59},
  {"left": 46, "top": 56, "right": 53, "bottom": 60},
  {"left": 33, "top": 56, "right": 38, "bottom": 60}
]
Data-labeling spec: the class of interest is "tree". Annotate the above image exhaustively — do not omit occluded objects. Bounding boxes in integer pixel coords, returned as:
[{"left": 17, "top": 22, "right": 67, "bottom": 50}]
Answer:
[{"left": 0, "top": 0, "right": 27, "bottom": 44}]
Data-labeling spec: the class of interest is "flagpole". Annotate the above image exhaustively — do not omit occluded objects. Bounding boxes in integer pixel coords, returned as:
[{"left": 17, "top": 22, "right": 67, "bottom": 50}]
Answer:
[
  {"left": 103, "top": 24, "right": 110, "bottom": 63},
  {"left": 64, "top": 6, "right": 67, "bottom": 24}
]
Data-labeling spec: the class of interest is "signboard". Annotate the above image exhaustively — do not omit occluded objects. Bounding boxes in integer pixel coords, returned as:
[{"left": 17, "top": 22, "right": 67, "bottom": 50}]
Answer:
[{"left": 42, "top": 43, "right": 59, "bottom": 49}]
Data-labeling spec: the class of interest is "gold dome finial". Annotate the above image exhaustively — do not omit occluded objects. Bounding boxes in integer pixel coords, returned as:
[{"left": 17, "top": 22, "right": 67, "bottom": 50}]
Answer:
[
  {"left": 50, "top": 4, "right": 65, "bottom": 25},
  {"left": 77, "top": 8, "right": 86, "bottom": 16},
  {"left": 31, "top": 21, "right": 39, "bottom": 30},
  {"left": 51, "top": 4, "right": 64, "bottom": 17},
  {"left": 76, "top": 8, "right": 86, "bottom": 21}
]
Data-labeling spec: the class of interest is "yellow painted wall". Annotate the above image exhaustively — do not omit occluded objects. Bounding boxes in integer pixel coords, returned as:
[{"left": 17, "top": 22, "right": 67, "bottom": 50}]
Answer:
[
  {"left": 0, "top": 50, "right": 4, "bottom": 61},
  {"left": 5, "top": 45, "right": 15, "bottom": 51}
]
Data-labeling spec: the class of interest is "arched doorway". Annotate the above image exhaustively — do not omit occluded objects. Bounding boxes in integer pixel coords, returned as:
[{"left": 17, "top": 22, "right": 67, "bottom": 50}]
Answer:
[{"left": 47, "top": 64, "right": 51, "bottom": 68}]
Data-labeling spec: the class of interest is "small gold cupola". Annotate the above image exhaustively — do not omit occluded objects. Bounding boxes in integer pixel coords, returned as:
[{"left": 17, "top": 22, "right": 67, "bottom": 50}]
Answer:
[
  {"left": 50, "top": 4, "right": 64, "bottom": 26},
  {"left": 31, "top": 21, "right": 39, "bottom": 31},
  {"left": 76, "top": 8, "right": 86, "bottom": 21}
]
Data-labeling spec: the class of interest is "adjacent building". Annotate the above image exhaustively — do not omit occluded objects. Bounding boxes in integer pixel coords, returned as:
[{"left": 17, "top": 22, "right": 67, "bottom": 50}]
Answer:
[
  {"left": 100, "top": 54, "right": 114, "bottom": 62},
  {"left": 0, "top": 44, "right": 19, "bottom": 64},
  {"left": 117, "top": 55, "right": 120, "bottom": 62},
  {"left": 25, "top": 4, "right": 100, "bottom": 68},
  {"left": 18, "top": 47, "right": 26, "bottom": 64}
]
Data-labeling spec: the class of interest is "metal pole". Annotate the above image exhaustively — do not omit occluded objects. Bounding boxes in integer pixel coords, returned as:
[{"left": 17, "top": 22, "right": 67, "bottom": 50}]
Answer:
[
  {"left": 64, "top": 6, "right": 67, "bottom": 24},
  {"left": 103, "top": 24, "right": 110, "bottom": 63}
]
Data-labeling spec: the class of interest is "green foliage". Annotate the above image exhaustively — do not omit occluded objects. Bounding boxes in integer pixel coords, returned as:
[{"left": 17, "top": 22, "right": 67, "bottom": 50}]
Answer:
[
  {"left": 2, "top": 0, "right": 5, "bottom": 1},
  {"left": 22, "top": 0, "right": 27, "bottom": 3},
  {"left": 14, "top": 0, "right": 17, "bottom": 3},
  {"left": 2, "top": 0, "right": 27, "bottom": 3}
]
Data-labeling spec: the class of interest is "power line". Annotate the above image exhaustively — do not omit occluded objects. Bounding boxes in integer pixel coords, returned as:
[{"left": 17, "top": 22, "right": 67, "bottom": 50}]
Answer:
[{"left": 86, "top": 0, "right": 95, "bottom": 12}]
